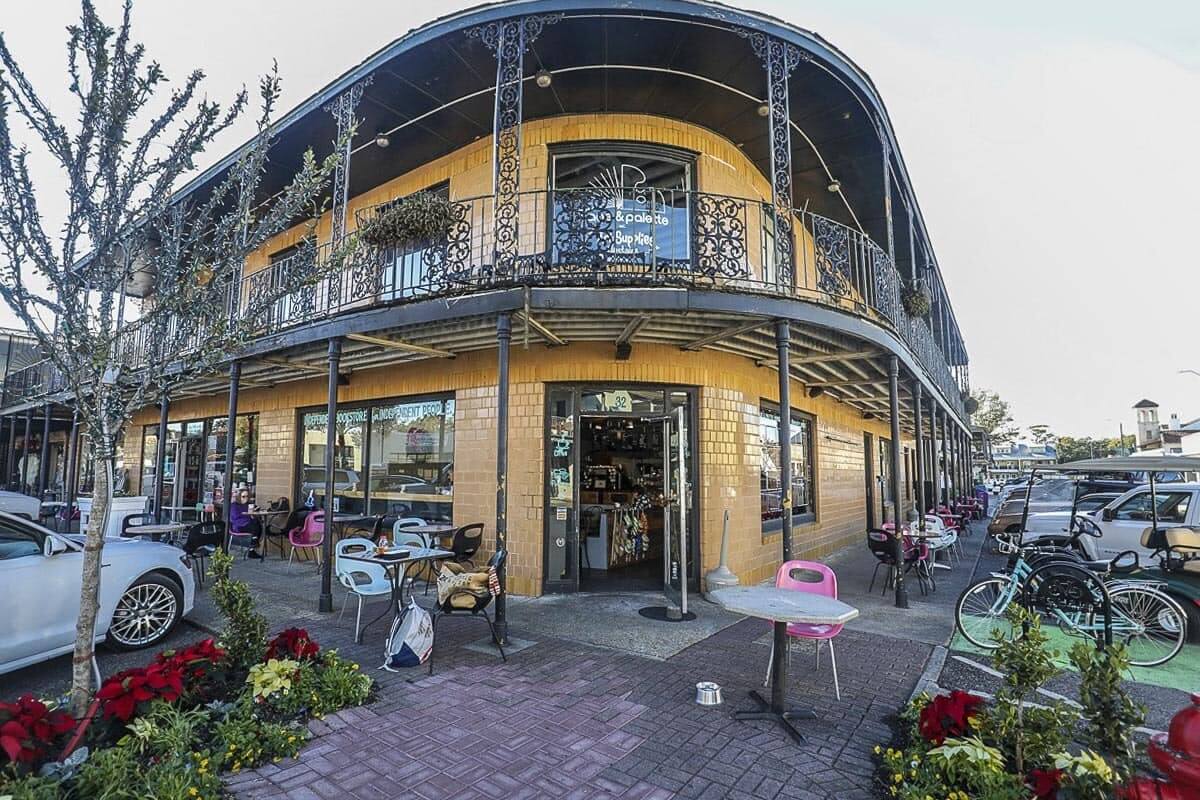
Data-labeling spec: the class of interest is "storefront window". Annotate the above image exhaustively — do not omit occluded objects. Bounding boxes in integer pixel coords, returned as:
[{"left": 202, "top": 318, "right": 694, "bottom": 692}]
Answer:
[
  {"left": 141, "top": 415, "right": 259, "bottom": 514},
  {"left": 579, "top": 388, "right": 664, "bottom": 415},
  {"left": 366, "top": 398, "right": 454, "bottom": 521},
  {"left": 300, "top": 408, "right": 366, "bottom": 514},
  {"left": 205, "top": 415, "right": 258, "bottom": 508},
  {"left": 760, "top": 405, "right": 816, "bottom": 533},
  {"left": 878, "top": 438, "right": 893, "bottom": 504}
]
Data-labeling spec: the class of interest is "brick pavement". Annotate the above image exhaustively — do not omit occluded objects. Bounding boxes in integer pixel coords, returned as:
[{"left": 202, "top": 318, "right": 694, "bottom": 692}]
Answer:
[{"left": 227, "top": 604, "right": 931, "bottom": 800}]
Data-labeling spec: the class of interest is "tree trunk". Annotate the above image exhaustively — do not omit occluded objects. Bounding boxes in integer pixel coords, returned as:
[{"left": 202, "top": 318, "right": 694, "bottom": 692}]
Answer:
[{"left": 68, "top": 449, "right": 112, "bottom": 717}]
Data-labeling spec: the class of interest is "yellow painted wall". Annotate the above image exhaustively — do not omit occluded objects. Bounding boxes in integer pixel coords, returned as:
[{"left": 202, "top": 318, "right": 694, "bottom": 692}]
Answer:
[{"left": 130, "top": 342, "right": 914, "bottom": 595}]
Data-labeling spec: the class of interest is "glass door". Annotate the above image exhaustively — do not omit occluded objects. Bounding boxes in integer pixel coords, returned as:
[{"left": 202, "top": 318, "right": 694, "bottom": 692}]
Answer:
[
  {"left": 663, "top": 402, "right": 690, "bottom": 615},
  {"left": 544, "top": 388, "right": 578, "bottom": 592}
]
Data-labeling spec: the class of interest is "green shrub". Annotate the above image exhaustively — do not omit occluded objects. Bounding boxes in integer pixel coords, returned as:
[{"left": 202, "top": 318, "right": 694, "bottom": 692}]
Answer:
[
  {"left": 0, "top": 771, "right": 62, "bottom": 800},
  {"left": 118, "top": 701, "right": 209, "bottom": 759},
  {"left": 213, "top": 703, "right": 307, "bottom": 772},
  {"left": 73, "top": 745, "right": 222, "bottom": 800},
  {"left": 1070, "top": 642, "right": 1145, "bottom": 780},
  {"left": 210, "top": 549, "right": 268, "bottom": 672},
  {"left": 360, "top": 192, "right": 455, "bottom": 248},
  {"left": 265, "top": 650, "right": 372, "bottom": 719}
]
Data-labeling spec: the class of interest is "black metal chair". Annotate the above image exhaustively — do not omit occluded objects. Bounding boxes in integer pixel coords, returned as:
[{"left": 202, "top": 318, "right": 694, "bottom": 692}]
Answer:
[
  {"left": 866, "top": 529, "right": 897, "bottom": 595},
  {"left": 182, "top": 521, "right": 226, "bottom": 586},
  {"left": 448, "top": 523, "right": 484, "bottom": 568},
  {"left": 120, "top": 513, "right": 158, "bottom": 539},
  {"left": 260, "top": 498, "right": 292, "bottom": 559},
  {"left": 428, "top": 549, "right": 508, "bottom": 675}
]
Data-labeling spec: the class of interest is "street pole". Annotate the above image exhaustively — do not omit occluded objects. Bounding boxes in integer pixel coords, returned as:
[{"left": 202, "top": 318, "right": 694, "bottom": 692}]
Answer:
[{"left": 319, "top": 338, "right": 341, "bottom": 613}]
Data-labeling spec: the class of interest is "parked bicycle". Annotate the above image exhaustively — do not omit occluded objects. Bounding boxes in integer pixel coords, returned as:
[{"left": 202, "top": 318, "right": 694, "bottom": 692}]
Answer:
[{"left": 955, "top": 516, "right": 1187, "bottom": 666}]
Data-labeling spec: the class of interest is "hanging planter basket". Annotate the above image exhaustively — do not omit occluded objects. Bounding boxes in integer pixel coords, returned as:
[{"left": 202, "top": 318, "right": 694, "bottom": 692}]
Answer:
[
  {"left": 963, "top": 395, "right": 979, "bottom": 415},
  {"left": 901, "top": 282, "right": 931, "bottom": 318},
  {"left": 359, "top": 192, "right": 455, "bottom": 248}
]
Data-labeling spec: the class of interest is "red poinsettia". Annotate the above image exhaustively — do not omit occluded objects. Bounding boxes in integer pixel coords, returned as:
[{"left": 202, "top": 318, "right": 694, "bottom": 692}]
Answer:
[
  {"left": 155, "top": 637, "right": 226, "bottom": 682},
  {"left": 0, "top": 695, "right": 75, "bottom": 765},
  {"left": 266, "top": 628, "right": 320, "bottom": 661},
  {"left": 917, "top": 690, "right": 985, "bottom": 745},
  {"left": 1029, "top": 768, "right": 1062, "bottom": 799},
  {"left": 96, "top": 660, "right": 186, "bottom": 722}
]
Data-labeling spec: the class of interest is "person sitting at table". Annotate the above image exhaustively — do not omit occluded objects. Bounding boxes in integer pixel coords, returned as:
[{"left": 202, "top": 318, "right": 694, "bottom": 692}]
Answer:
[{"left": 230, "top": 489, "right": 264, "bottom": 559}]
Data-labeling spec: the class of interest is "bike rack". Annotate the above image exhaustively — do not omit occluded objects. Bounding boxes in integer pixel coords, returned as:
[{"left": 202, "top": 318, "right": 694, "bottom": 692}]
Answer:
[{"left": 1020, "top": 561, "right": 1113, "bottom": 648}]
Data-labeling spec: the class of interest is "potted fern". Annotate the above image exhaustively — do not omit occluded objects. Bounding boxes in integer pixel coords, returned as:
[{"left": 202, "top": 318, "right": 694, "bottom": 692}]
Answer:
[
  {"left": 901, "top": 279, "right": 931, "bottom": 318},
  {"left": 359, "top": 191, "right": 455, "bottom": 248}
]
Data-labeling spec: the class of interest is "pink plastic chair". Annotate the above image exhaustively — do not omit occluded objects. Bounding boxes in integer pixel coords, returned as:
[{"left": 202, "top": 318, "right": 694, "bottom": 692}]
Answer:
[
  {"left": 287, "top": 509, "right": 326, "bottom": 570},
  {"left": 762, "top": 560, "right": 845, "bottom": 700}
]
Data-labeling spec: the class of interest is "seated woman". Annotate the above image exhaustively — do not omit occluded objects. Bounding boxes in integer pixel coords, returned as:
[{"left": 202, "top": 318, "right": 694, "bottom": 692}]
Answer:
[{"left": 230, "top": 488, "right": 264, "bottom": 559}]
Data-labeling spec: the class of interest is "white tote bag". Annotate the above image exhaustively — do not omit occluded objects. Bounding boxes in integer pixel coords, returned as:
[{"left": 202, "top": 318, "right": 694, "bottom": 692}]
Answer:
[{"left": 382, "top": 597, "right": 434, "bottom": 670}]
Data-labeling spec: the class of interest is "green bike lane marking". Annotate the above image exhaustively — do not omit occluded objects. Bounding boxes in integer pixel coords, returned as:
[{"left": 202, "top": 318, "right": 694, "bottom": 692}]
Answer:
[{"left": 949, "top": 630, "right": 1199, "bottom": 693}]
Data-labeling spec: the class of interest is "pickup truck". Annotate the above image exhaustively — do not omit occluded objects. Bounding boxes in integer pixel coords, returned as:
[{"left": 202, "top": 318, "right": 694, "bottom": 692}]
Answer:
[{"left": 1022, "top": 483, "right": 1199, "bottom": 562}]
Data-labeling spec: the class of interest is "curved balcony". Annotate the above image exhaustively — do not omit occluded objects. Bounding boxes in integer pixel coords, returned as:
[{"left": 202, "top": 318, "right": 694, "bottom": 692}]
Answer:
[{"left": 1, "top": 190, "right": 965, "bottom": 417}]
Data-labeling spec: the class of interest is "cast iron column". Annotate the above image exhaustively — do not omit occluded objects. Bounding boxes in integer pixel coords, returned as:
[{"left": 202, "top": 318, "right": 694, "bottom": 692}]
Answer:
[
  {"left": 154, "top": 393, "right": 169, "bottom": 522},
  {"left": 913, "top": 381, "right": 926, "bottom": 534},
  {"left": 20, "top": 407, "right": 32, "bottom": 492},
  {"left": 771, "top": 319, "right": 794, "bottom": 708},
  {"left": 63, "top": 411, "right": 79, "bottom": 532},
  {"left": 494, "top": 313, "right": 512, "bottom": 643},
  {"left": 37, "top": 403, "right": 51, "bottom": 496},
  {"left": 319, "top": 338, "right": 342, "bottom": 613},
  {"left": 888, "top": 356, "right": 909, "bottom": 608},
  {"left": 927, "top": 396, "right": 937, "bottom": 511},
  {"left": 322, "top": 78, "right": 371, "bottom": 310},
  {"left": 939, "top": 407, "right": 950, "bottom": 505},
  {"left": 948, "top": 418, "right": 959, "bottom": 501},
  {"left": 4, "top": 415, "right": 15, "bottom": 490},
  {"left": 222, "top": 362, "right": 241, "bottom": 538}
]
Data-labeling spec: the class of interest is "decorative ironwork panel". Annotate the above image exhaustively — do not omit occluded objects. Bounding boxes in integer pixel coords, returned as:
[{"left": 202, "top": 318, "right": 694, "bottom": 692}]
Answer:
[
  {"left": 693, "top": 194, "right": 748, "bottom": 279},
  {"left": 870, "top": 246, "right": 899, "bottom": 324},
  {"left": 468, "top": 14, "right": 562, "bottom": 281},
  {"left": 551, "top": 189, "right": 615, "bottom": 272},
  {"left": 740, "top": 30, "right": 807, "bottom": 289},
  {"left": 421, "top": 201, "right": 475, "bottom": 286},
  {"left": 323, "top": 77, "right": 372, "bottom": 308},
  {"left": 812, "top": 215, "right": 851, "bottom": 296}
]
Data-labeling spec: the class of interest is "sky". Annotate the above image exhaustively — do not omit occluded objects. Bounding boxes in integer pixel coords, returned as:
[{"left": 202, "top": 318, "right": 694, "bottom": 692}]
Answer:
[{"left": 1, "top": 0, "right": 1197, "bottom": 439}]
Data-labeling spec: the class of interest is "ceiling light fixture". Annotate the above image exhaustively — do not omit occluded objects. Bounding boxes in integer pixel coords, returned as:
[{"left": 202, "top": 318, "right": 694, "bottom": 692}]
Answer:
[
  {"left": 374, "top": 133, "right": 391, "bottom": 149},
  {"left": 535, "top": 69, "right": 553, "bottom": 88},
  {"left": 756, "top": 103, "right": 770, "bottom": 118},
  {"left": 827, "top": 179, "right": 841, "bottom": 193}
]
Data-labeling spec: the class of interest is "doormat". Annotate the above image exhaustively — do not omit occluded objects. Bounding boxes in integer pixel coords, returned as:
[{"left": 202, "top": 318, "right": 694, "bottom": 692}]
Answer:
[{"left": 637, "top": 606, "right": 697, "bottom": 622}]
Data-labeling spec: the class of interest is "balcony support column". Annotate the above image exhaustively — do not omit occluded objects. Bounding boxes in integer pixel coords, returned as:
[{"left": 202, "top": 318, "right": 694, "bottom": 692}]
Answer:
[
  {"left": 37, "top": 402, "right": 51, "bottom": 497},
  {"left": 494, "top": 312, "right": 512, "bottom": 643},
  {"left": 63, "top": 411, "right": 79, "bottom": 532},
  {"left": 154, "top": 393, "right": 169, "bottom": 522},
  {"left": 743, "top": 32, "right": 806, "bottom": 289},
  {"left": 322, "top": 78, "right": 372, "bottom": 309},
  {"left": 775, "top": 320, "right": 793, "bottom": 562},
  {"left": 20, "top": 407, "right": 32, "bottom": 493},
  {"left": 469, "top": 14, "right": 561, "bottom": 280},
  {"left": 319, "top": 337, "right": 342, "bottom": 614},
  {"left": 222, "top": 362, "right": 241, "bottom": 540},
  {"left": 4, "top": 415, "right": 15, "bottom": 491},
  {"left": 888, "top": 356, "right": 909, "bottom": 609},
  {"left": 881, "top": 126, "right": 895, "bottom": 263},
  {"left": 913, "top": 380, "right": 926, "bottom": 532},
  {"left": 939, "top": 407, "right": 950, "bottom": 505}
]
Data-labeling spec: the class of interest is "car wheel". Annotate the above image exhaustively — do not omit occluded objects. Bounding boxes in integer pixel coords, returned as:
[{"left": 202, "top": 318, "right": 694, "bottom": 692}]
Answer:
[{"left": 107, "top": 574, "right": 183, "bottom": 651}]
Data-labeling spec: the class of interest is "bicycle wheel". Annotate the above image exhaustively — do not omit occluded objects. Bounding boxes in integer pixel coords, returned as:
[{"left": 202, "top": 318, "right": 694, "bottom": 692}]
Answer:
[
  {"left": 1106, "top": 585, "right": 1187, "bottom": 667},
  {"left": 956, "top": 577, "right": 1017, "bottom": 649}
]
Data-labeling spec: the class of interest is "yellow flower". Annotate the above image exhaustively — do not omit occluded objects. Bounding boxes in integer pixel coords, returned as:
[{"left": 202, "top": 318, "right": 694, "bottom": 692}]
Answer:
[
  {"left": 893, "top": 773, "right": 904, "bottom": 784},
  {"left": 189, "top": 790, "right": 199, "bottom": 798},
  {"left": 351, "top": 663, "right": 359, "bottom": 670},
  {"left": 288, "top": 736, "right": 296, "bottom": 743},
  {"left": 273, "top": 757, "right": 282, "bottom": 763},
  {"left": 200, "top": 758, "right": 209, "bottom": 768},
  {"left": 874, "top": 745, "right": 882, "bottom": 754}
]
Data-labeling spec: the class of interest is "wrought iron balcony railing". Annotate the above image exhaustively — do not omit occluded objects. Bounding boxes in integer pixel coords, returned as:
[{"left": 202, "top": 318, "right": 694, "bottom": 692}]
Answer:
[{"left": 1, "top": 189, "right": 968, "bottom": 416}]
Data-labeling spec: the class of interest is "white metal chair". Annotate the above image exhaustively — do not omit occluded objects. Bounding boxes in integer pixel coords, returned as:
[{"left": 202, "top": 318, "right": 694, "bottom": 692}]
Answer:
[
  {"left": 922, "top": 515, "right": 959, "bottom": 568},
  {"left": 335, "top": 537, "right": 392, "bottom": 641},
  {"left": 392, "top": 517, "right": 426, "bottom": 543},
  {"left": 393, "top": 527, "right": 432, "bottom": 593}
]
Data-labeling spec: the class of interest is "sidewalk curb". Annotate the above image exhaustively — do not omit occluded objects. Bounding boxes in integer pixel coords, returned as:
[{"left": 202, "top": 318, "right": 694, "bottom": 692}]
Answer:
[{"left": 911, "top": 643, "right": 947, "bottom": 701}]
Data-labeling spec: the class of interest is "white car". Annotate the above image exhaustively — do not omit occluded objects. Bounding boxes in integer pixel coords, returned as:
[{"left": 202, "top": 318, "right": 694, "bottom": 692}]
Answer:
[
  {"left": 0, "top": 512, "right": 195, "bottom": 675},
  {"left": 0, "top": 490, "right": 40, "bottom": 520}
]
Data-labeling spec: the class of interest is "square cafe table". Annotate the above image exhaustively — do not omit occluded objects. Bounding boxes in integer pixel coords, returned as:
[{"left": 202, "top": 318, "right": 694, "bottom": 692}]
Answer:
[
  {"left": 341, "top": 546, "right": 453, "bottom": 643},
  {"left": 709, "top": 585, "right": 859, "bottom": 744},
  {"left": 126, "top": 521, "right": 190, "bottom": 546}
]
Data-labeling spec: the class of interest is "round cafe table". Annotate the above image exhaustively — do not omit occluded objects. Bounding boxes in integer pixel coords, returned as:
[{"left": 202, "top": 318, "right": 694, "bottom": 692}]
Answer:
[{"left": 709, "top": 585, "right": 858, "bottom": 745}]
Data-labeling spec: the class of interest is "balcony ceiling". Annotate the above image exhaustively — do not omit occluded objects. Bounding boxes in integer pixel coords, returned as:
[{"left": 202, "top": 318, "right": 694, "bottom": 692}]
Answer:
[{"left": 180, "top": 1, "right": 918, "bottom": 260}]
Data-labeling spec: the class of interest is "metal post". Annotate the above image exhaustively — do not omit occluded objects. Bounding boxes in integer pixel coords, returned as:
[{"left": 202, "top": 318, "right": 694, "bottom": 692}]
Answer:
[
  {"left": 319, "top": 338, "right": 342, "bottom": 613},
  {"left": 37, "top": 403, "right": 51, "bottom": 496},
  {"left": 222, "top": 362, "right": 241, "bottom": 539},
  {"left": 322, "top": 79, "right": 371, "bottom": 310},
  {"left": 948, "top": 420, "right": 959, "bottom": 501},
  {"left": 881, "top": 127, "right": 895, "bottom": 262},
  {"left": 154, "top": 393, "right": 169, "bottom": 522},
  {"left": 3, "top": 415, "right": 14, "bottom": 490},
  {"left": 913, "top": 381, "right": 926, "bottom": 534},
  {"left": 20, "top": 407, "right": 32, "bottom": 493},
  {"left": 772, "top": 319, "right": 794, "bottom": 709},
  {"left": 927, "top": 397, "right": 937, "bottom": 511},
  {"left": 888, "top": 356, "right": 909, "bottom": 608},
  {"left": 63, "top": 411, "right": 79, "bottom": 532},
  {"left": 939, "top": 408, "right": 949, "bottom": 505},
  {"left": 494, "top": 313, "right": 512, "bottom": 642}
]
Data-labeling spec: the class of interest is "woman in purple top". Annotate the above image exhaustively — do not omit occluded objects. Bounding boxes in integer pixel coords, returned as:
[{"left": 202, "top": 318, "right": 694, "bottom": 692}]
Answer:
[{"left": 230, "top": 488, "right": 263, "bottom": 559}]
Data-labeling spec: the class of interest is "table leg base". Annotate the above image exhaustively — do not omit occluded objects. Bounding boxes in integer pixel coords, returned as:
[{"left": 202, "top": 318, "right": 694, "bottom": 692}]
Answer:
[{"left": 733, "top": 690, "right": 816, "bottom": 744}]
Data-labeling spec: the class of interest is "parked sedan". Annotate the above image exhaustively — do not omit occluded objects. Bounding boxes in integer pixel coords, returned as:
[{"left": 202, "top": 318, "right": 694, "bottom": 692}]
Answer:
[
  {"left": 0, "top": 512, "right": 195, "bottom": 675},
  {"left": 0, "top": 490, "right": 40, "bottom": 520}
]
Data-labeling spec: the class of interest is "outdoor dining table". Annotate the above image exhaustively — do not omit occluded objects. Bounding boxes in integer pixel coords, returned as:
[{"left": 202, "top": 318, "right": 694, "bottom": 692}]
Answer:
[
  {"left": 341, "top": 546, "right": 454, "bottom": 643},
  {"left": 402, "top": 523, "right": 456, "bottom": 547},
  {"left": 709, "top": 585, "right": 859, "bottom": 745},
  {"left": 127, "top": 522, "right": 189, "bottom": 545}
]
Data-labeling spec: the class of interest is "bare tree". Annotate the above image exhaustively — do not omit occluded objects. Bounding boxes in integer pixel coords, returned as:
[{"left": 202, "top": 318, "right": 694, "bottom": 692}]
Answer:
[{"left": 0, "top": 1, "right": 356, "bottom": 714}]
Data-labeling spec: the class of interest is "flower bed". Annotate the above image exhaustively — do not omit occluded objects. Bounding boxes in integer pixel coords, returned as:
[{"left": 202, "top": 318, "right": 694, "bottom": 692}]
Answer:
[
  {"left": 875, "top": 605, "right": 1146, "bottom": 800},
  {"left": 0, "top": 550, "right": 373, "bottom": 799}
]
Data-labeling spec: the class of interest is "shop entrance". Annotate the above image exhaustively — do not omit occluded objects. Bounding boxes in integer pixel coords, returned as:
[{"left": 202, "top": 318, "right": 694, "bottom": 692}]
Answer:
[{"left": 543, "top": 386, "right": 697, "bottom": 599}]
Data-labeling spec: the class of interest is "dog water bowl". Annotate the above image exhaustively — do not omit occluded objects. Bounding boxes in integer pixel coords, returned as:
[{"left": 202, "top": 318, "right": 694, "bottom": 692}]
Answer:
[{"left": 695, "top": 681, "right": 723, "bottom": 706}]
